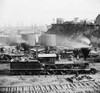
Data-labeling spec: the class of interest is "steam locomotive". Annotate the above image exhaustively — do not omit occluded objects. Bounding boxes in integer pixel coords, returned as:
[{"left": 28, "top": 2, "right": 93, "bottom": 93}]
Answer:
[
  {"left": 0, "top": 45, "right": 97, "bottom": 75},
  {"left": 0, "top": 34, "right": 98, "bottom": 75}
]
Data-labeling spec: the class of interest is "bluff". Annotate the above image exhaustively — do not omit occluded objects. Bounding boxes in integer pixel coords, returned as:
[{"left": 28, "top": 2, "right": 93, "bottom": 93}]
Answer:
[{"left": 46, "top": 20, "right": 100, "bottom": 49}]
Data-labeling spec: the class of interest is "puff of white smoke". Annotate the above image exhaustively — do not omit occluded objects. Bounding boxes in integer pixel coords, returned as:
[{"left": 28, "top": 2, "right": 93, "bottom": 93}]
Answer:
[
  {"left": 74, "top": 34, "right": 91, "bottom": 45},
  {"left": 56, "top": 35, "right": 91, "bottom": 49}
]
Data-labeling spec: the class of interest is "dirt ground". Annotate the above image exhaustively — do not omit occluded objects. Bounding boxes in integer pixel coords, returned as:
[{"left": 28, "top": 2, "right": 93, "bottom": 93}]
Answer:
[
  {"left": 0, "top": 73, "right": 100, "bottom": 93},
  {"left": 0, "top": 74, "right": 100, "bottom": 86}
]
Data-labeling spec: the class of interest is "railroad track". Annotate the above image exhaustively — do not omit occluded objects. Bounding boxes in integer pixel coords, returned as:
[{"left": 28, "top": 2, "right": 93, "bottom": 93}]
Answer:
[{"left": 0, "top": 80, "right": 100, "bottom": 93}]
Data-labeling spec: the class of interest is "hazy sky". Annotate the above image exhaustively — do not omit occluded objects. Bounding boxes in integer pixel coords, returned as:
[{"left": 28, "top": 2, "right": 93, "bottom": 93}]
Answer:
[{"left": 0, "top": 0, "right": 100, "bottom": 26}]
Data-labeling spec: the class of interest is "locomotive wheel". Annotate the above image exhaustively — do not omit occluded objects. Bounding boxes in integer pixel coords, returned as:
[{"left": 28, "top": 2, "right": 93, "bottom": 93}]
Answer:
[
  {"left": 10, "top": 71, "right": 15, "bottom": 75},
  {"left": 47, "top": 66, "right": 57, "bottom": 75},
  {"left": 28, "top": 71, "right": 34, "bottom": 75},
  {"left": 24, "top": 71, "right": 30, "bottom": 75},
  {"left": 34, "top": 71, "right": 40, "bottom": 75},
  {"left": 0, "top": 55, "right": 9, "bottom": 60},
  {"left": 10, "top": 71, "right": 18, "bottom": 75},
  {"left": 19, "top": 71, "right": 25, "bottom": 75},
  {"left": 61, "top": 65, "right": 72, "bottom": 75},
  {"left": 39, "top": 70, "right": 47, "bottom": 75},
  {"left": 31, "top": 71, "right": 36, "bottom": 75},
  {"left": 35, "top": 70, "right": 44, "bottom": 75},
  {"left": 90, "top": 68, "right": 97, "bottom": 74}
]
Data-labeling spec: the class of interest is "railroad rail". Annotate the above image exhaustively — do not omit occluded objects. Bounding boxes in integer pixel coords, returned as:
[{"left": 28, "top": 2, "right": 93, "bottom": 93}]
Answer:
[{"left": 0, "top": 80, "right": 100, "bottom": 93}]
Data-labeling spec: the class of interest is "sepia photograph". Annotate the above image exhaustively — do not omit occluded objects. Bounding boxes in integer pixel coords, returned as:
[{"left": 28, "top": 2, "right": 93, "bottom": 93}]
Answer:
[{"left": 0, "top": 0, "right": 100, "bottom": 93}]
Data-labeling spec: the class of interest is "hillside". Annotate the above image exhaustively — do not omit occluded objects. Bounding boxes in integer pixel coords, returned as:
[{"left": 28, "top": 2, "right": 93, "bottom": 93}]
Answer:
[{"left": 46, "top": 22, "right": 100, "bottom": 49}]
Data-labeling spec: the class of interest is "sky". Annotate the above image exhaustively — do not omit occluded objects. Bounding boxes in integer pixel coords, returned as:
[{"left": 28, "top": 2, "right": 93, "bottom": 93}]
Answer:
[{"left": 0, "top": 0, "right": 100, "bottom": 26}]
